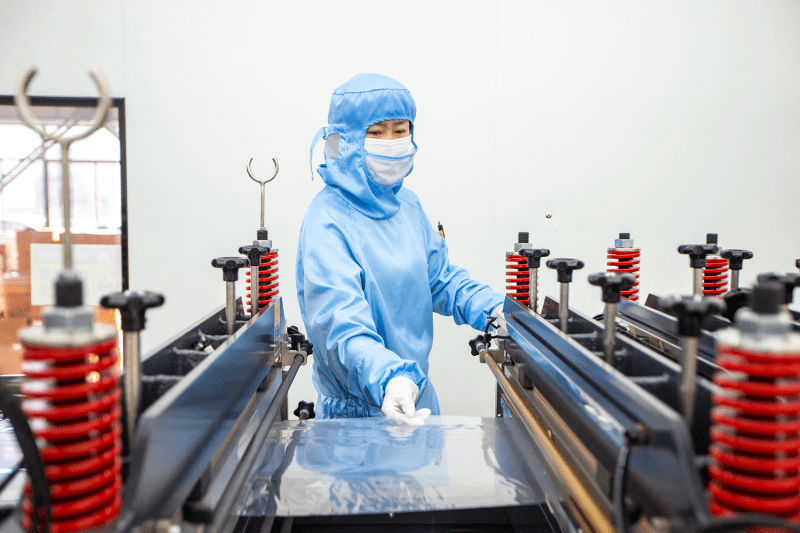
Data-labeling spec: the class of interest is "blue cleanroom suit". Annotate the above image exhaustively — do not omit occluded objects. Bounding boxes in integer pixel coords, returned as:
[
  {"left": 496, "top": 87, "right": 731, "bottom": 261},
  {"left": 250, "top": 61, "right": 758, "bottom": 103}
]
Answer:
[{"left": 296, "top": 73, "right": 504, "bottom": 419}]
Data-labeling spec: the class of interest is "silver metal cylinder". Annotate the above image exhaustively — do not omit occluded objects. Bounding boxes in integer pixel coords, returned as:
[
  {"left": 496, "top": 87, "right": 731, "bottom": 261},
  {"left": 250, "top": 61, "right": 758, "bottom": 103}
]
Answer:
[
  {"left": 529, "top": 268, "right": 538, "bottom": 313},
  {"left": 603, "top": 303, "right": 618, "bottom": 365},
  {"left": 123, "top": 330, "right": 140, "bottom": 450},
  {"left": 693, "top": 268, "right": 703, "bottom": 296},
  {"left": 559, "top": 283, "right": 569, "bottom": 333},
  {"left": 730, "top": 270, "right": 740, "bottom": 292},
  {"left": 226, "top": 281, "right": 236, "bottom": 336},
  {"left": 680, "top": 336, "right": 699, "bottom": 427},
  {"left": 251, "top": 265, "right": 260, "bottom": 315},
  {"left": 61, "top": 146, "right": 73, "bottom": 270},
  {"left": 260, "top": 183, "right": 266, "bottom": 228}
]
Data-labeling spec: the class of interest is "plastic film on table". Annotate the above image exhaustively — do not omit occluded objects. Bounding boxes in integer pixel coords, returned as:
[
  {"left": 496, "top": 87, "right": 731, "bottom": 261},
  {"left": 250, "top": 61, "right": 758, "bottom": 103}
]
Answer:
[{"left": 238, "top": 415, "right": 549, "bottom": 517}]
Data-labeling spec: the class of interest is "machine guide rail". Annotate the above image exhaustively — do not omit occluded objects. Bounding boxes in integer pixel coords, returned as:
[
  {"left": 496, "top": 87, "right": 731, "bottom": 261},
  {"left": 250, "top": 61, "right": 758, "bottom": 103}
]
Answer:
[{"left": 498, "top": 296, "right": 711, "bottom": 532}]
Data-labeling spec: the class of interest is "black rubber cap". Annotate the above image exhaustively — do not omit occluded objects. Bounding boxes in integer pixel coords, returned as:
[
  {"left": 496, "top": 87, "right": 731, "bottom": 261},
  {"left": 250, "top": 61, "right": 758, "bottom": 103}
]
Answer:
[
  {"left": 750, "top": 282, "right": 783, "bottom": 315},
  {"left": 518, "top": 232, "right": 529, "bottom": 244},
  {"left": 519, "top": 248, "right": 550, "bottom": 269},
  {"left": 211, "top": 257, "right": 249, "bottom": 282},
  {"left": 706, "top": 233, "right": 719, "bottom": 245},
  {"left": 55, "top": 272, "right": 83, "bottom": 307},
  {"left": 546, "top": 258, "right": 585, "bottom": 283},
  {"left": 619, "top": 233, "right": 630, "bottom": 239},
  {"left": 257, "top": 228, "right": 269, "bottom": 240},
  {"left": 659, "top": 295, "right": 726, "bottom": 337},
  {"left": 678, "top": 244, "right": 718, "bottom": 268},
  {"left": 239, "top": 245, "right": 268, "bottom": 267},
  {"left": 720, "top": 249, "right": 753, "bottom": 271},
  {"left": 588, "top": 272, "right": 636, "bottom": 304},
  {"left": 100, "top": 290, "right": 165, "bottom": 332}
]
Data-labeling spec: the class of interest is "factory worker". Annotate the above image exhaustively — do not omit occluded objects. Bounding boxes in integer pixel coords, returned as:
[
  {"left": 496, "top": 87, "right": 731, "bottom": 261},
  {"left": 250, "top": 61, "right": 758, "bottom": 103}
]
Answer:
[{"left": 297, "top": 73, "right": 504, "bottom": 424}]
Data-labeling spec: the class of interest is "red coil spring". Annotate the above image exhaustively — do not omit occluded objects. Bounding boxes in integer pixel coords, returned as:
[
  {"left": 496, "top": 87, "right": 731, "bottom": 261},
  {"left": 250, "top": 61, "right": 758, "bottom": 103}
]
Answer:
[
  {"left": 246, "top": 250, "right": 279, "bottom": 314},
  {"left": 708, "top": 343, "right": 800, "bottom": 522},
  {"left": 607, "top": 248, "right": 640, "bottom": 301},
  {"left": 506, "top": 253, "right": 530, "bottom": 307},
  {"left": 704, "top": 257, "right": 729, "bottom": 296},
  {"left": 20, "top": 339, "right": 123, "bottom": 533}
]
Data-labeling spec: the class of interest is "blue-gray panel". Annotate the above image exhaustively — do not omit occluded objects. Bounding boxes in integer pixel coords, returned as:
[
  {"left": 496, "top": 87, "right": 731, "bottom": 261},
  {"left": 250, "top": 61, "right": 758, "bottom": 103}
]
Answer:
[{"left": 123, "top": 299, "right": 285, "bottom": 522}]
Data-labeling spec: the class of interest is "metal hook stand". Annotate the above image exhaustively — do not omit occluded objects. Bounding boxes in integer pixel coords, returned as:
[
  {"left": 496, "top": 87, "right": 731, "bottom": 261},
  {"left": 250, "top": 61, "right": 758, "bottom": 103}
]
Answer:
[
  {"left": 15, "top": 67, "right": 112, "bottom": 271},
  {"left": 246, "top": 157, "right": 279, "bottom": 229}
]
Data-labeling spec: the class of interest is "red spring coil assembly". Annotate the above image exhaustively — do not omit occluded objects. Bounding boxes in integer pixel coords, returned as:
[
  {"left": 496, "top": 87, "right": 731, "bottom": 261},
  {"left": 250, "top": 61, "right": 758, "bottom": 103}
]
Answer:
[
  {"left": 708, "top": 343, "right": 800, "bottom": 522},
  {"left": 246, "top": 250, "right": 279, "bottom": 313},
  {"left": 506, "top": 253, "right": 530, "bottom": 307},
  {"left": 20, "top": 339, "right": 123, "bottom": 533},
  {"left": 607, "top": 248, "right": 640, "bottom": 301},
  {"left": 704, "top": 257, "right": 729, "bottom": 296}
]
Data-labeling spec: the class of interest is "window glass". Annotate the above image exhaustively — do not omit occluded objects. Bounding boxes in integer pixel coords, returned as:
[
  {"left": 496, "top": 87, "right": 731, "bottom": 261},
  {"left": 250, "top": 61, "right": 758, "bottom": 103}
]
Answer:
[{"left": 0, "top": 102, "right": 125, "bottom": 375}]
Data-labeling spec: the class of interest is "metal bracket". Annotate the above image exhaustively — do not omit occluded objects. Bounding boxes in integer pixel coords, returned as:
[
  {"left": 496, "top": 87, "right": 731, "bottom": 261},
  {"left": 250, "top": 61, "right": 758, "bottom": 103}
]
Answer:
[
  {"left": 274, "top": 340, "right": 307, "bottom": 367},
  {"left": 478, "top": 338, "right": 506, "bottom": 365}
]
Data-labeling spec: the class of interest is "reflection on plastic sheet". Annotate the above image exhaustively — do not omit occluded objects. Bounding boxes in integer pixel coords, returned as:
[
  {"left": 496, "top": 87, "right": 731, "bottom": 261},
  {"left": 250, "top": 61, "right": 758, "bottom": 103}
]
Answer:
[{"left": 240, "top": 416, "right": 545, "bottom": 517}]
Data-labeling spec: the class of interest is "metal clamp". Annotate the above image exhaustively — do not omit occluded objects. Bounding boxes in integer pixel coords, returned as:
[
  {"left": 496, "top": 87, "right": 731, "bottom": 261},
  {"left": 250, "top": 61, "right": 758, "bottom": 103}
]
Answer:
[
  {"left": 274, "top": 341, "right": 308, "bottom": 367},
  {"left": 469, "top": 336, "right": 506, "bottom": 365}
]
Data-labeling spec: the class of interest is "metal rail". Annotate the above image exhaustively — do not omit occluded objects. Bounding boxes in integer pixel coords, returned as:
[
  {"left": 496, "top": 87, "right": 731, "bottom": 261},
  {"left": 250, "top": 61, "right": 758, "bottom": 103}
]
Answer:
[{"left": 482, "top": 351, "right": 614, "bottom": 533}]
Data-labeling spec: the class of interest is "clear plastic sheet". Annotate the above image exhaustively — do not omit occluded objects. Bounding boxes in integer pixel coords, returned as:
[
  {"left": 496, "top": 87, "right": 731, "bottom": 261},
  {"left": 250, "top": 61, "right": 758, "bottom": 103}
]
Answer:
[{"left": 239, "top": 416, "right": 547, "bottom": 517}]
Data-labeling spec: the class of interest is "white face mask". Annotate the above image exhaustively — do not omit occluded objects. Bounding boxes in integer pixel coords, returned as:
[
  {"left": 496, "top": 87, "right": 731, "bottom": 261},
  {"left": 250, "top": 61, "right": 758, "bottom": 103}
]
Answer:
[{"left": 364, "top": 136, "right": 416, "bottom": 186}]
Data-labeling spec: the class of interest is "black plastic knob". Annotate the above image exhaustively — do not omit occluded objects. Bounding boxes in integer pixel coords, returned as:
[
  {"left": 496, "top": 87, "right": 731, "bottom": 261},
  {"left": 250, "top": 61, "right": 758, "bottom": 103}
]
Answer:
[
  {"left": 796, "top": 259, "right": 800, "bottom": 270},
  {"left": 706, "top": 233, "right": 719, "bottom": 245},
  {"left": 721, "top": 289, "right": 750, "bottom": 322},
  {"left": 519, "top": 248, "right": 550, "bottom": 269},
  {"left": 287, "top": 325, "right": 313, "bottom": 355},
  {"left": 239, "top": 245, "right": 268, "bottom": 268},
  {"left": 100, "top": 290, "right": 165, "bottom": 332},
  {"left": 659, "top": 295, "right": 726, "bottom": 337},
  {"left": 750, "top": 282, "right": 784, "bottom": 315},
  {"left": 756, "top": 273, "right": 800, "bottom": 305},
  {"left": 211, "top": 257, "right": 249, "bottom": 282},
  {"left": 678, "top": 244, "right": 719, "bottom": 268},
  {"left": 293, "top": 401, "right": 316, "bottom": 420},
  {"left": 257, "top": 228, "right": 269, "bottom": 240},
  {"left": 588, "top": 272, "right": 636, "bottom": 304},
  {"left": 546, "top": 258, "right": 585, "bottom": 283},
  {"left": 468, "top": 335, "right": 486, "bottom": 356},
  {"left": 517, "top": 232, "right": 529, "bottom": 244},
  {"left": 720, "top": 249, "right": 753, "bottom": 271}
]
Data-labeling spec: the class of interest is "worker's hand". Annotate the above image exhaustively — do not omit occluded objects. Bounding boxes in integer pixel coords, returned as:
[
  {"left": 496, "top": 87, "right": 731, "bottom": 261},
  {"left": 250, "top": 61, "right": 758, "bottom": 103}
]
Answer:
[
  {"left": 382, "top": 377, "right": 429, "bottom": 426},
  {"left": 490, "top": 304, "right": 508, "bottom": 339}
]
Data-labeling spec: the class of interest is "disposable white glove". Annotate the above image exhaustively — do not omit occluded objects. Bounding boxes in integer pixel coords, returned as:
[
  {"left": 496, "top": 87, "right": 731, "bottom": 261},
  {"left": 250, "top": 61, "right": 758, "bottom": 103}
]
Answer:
[
  {"left": 381, "top": 377, "right": 431, "bottom": 426},
  {"left": 490, "top": 304, "right": 508, "bottom": 339}
]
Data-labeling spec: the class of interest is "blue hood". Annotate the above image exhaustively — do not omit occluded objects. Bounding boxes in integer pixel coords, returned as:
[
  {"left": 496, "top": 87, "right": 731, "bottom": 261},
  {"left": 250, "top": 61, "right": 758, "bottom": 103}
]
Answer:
[{"left": 311, "top": 73, "right": 417, "bottom": 219}]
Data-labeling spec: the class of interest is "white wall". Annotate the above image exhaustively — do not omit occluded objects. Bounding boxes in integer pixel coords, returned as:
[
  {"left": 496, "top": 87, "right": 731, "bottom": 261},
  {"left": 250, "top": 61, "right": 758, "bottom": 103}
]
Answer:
[{"left": 1, "top": 1, "right": 798, "bottom": 417}]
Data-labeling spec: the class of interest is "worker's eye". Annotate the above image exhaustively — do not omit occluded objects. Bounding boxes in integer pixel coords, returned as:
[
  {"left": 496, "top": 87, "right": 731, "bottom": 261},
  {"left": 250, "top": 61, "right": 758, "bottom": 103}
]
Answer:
[
  {"left": 395, "top": 128, "right": 407, "bottom": 135},
  {"left": 367, "top": 130, "right": 381, "bottom": 136}
]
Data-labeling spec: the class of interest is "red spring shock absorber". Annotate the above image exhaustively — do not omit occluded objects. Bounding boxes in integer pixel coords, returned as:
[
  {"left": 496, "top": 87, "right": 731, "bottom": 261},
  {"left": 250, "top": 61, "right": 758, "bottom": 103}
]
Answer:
[
  {"left": 244, "top": 229, "right": 279, "bottom": 314},
  {"left": 246, "top": 250, "right": 279, "bottom": 312},
  {"left": 506, "top": 252, "right": 529, "bottom": 306},
  {"left": 19, "top": 278, "right": 122, "bottom": 533},
  {"left": 703, "top": 233, "right": 728, "bottom": 296},
  {"left": 607, "top": 233, "right": 640, "bottom": 301},
  {"left": 506, "top": 232, "right": 531, "bottom": 306},
  {"left": 708, "top": 283, "right": 800, "bottom": 522}
]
